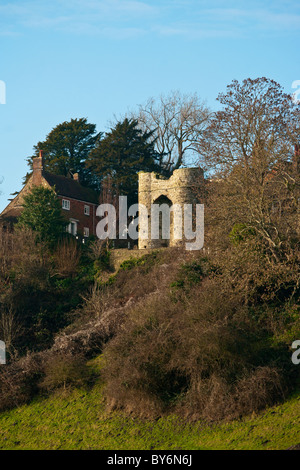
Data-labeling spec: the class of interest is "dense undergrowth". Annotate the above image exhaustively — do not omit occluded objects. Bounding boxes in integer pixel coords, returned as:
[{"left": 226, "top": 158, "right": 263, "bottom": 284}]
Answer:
[
  {"left": 0, "top": 228, "right": 299, "bottom": 426},
  {"left": 102, "top": 249, "right": 299, "bottom": 421}
]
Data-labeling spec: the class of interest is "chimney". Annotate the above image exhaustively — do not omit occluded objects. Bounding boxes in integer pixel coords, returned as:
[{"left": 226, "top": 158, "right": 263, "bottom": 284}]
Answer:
[
  {"left": 73, "top": 173, "right": 79, "bottom": 182},
  {"left": 32, "top": 150, "right": 44, "bottom": 186}
]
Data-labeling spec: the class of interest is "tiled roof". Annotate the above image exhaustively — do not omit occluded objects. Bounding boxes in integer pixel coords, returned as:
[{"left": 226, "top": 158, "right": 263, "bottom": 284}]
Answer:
[{"left": 43, "top": 172, "right": 99, "bottom": 204}]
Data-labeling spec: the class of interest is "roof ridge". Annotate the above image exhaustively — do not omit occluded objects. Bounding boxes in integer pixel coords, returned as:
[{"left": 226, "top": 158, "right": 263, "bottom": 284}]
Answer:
[{"left": 43, "top": 172, "right": 99, "bottom": 204}]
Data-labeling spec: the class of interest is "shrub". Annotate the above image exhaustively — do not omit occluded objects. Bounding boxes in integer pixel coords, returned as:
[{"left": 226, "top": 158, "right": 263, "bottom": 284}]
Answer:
[
  {"left": 118, "top": 251, "right": 160, "bottom": 272},
  {"left": 87, "top": 239, "right": 111, "bottom": 273},
  {"left": 0, "top": 228, "right": 92, "bottom": 355},
  {"left": 0, "top": 354, "right": 43, "bottom": 411},
  {"left": 53, "top": 238, "right": 80, "bottom": 278},
  {"left": 39, "top": 352, "right": 90, "bottom": 392},
  {"left": 229, "top": 223, "right": 256, "bottom": 245}
]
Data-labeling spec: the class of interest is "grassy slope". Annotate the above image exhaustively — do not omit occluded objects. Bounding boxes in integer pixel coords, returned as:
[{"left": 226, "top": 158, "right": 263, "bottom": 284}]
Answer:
[
  {"left": 0, "top": 380, "right": 299, "bottom": 450},
  {"left": 0, "top": 252, "right": 299, "bottom": 451}
]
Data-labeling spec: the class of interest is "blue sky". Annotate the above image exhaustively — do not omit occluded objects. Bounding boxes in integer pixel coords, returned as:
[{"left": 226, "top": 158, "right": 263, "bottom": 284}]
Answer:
[{"left": 0, "top": 0, "right": 300, "bottom": 211}]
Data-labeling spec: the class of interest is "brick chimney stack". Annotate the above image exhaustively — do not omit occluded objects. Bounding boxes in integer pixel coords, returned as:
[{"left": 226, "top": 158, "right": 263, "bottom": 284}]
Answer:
[
  {"left": 32, "top": 150, "right": 44, "bottom": 186},
  {"left": 73, "top": 173, "right": 79, "bottom": 182}
]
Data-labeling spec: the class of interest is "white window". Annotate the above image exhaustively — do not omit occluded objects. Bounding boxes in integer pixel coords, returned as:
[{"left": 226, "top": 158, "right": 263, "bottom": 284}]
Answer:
[
  {"left": 84, "top": 205, "right": 90, "bottom": 216},
  {"left": 83, "top": 227, "right": 89, "bottom": 238},
  {"left": 62, "top": 199, "right": 70, "bottom": 210},
  {"left": 67, "top": 220, "right": 78, "bottom": 236}
]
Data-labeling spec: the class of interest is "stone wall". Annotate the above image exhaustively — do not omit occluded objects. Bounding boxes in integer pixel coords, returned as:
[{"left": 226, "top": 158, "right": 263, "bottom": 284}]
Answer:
[{"left": 110, "top": 248, "right": 154, "bottom": 272}]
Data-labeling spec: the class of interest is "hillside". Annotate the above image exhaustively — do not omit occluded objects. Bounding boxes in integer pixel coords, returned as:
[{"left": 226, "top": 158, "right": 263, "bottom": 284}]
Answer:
[
  {"left": 0, "top": 370, "right": 299, "bottom": 450},
  {"left": 0, "top": 239, "right": 299, "bottom": 451}
]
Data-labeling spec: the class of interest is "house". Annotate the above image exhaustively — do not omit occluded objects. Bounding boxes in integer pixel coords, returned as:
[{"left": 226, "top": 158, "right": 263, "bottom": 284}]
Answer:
[{"left": 0, "top": 152, "right": 99, "bottom": 238}]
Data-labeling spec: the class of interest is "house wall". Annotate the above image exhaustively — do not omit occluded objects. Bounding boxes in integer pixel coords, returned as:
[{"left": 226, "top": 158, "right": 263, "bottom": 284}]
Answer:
[{"left": 58, "top": 196, "right": 97, "bottom": 237}]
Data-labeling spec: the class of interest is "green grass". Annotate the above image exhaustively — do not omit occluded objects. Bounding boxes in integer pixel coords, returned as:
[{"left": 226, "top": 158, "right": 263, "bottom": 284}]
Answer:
[{"left": 0, "top": 379, "right": 299, "bottom": 450}]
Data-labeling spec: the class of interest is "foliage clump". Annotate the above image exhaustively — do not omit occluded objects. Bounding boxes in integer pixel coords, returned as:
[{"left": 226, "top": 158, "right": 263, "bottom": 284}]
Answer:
[
  {"left": 39, "top": 352, "right": 90, "bottom": 393},
  {"left": 17, "top": 186, "right": 67, "bottom": 245}
]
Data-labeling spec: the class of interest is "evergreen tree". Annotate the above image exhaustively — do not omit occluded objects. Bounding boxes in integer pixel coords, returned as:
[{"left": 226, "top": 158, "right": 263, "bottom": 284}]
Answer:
[
  {"left": 86, "top": 118, "right": 160, "bottom": 204},
  {"left": 17, "top": 186, "right": 67, "bottom": 245},
  {"left": 26, "top": 118, "right": 102, "bottom": 189}
]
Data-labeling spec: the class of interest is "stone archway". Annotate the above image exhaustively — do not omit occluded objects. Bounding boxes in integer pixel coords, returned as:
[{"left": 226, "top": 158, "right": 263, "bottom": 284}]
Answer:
[
  {"left": 138, "top": 167, "right": 203, "bottom": 249},
  {"left": 152, "top": 194, "right": 173, "bottom": 248}
]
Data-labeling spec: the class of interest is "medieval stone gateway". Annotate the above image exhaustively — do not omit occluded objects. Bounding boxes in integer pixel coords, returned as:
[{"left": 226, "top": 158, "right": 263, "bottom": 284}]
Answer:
[{"left": 138, "top": 167, "right": 203, "bottom": 249}]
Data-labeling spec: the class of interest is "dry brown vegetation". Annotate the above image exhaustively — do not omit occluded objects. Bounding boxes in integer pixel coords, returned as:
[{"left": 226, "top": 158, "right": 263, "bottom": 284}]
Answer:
[
  {"left": 0, "top": 249, "right": 186, "bottom": 410},
  {"left": 0, "top": 240, "right": 298, "bottom": 422},
  {"left": 53, "top": 238, "right": 80, "bottom": 278},
  {"left": 102, "top": 250, "right": 296, "bottom": 421}
]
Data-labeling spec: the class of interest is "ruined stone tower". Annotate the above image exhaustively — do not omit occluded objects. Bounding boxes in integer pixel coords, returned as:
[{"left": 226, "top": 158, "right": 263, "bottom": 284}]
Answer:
[{"left": 138, "top": 167, "right": 204, "bottom": 249}]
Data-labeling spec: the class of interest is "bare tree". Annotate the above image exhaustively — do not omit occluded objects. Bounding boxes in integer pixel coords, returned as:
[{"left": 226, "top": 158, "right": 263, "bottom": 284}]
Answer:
[
  {"left": 200, "top": 77, "right": 300, "bottom": 261},
  {"left": 0, "top": 306, "right": 22, "bottom": 358},
  {"left": 133, "top": 90, "right": 211, "bottom": 174}
]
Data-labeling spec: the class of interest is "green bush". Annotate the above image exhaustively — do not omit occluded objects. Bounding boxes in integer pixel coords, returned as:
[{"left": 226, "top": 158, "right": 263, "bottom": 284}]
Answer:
[
  {"left": 17, "top": 186, "right": 67, "bottom": 245},
  {"left": 170, "top": 258, "right": 213, "bottom": 295},
  {"left": 229, "top": 223, "right": 256, "bottom": 246}
]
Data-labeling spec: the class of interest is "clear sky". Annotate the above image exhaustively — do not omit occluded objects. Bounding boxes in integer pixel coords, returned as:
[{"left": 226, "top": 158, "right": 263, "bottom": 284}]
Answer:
[{"left": 0, "top": 0, "right": 300, "bottom": 212}]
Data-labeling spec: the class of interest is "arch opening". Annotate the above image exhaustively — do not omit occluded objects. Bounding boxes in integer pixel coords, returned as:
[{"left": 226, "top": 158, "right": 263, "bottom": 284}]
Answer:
[{"left": 152, "top": 195, "right": 173, "bottom": 248}]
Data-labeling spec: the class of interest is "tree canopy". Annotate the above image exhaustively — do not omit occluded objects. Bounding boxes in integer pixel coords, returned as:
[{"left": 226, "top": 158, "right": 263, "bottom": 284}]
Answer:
[
  {"left": 134, "top": 90, "right": 211, "bottom": 174},
  {"left": 200, "top": 77, "right": 300, "bottom": 261},
  {"left": 26, "top": 118, "right": 101, "bottom": 189},
  {"left": 86, "top": 118, "right": 160, "bottom": 204},
  {"left": 201, "top": 77, "right": 300, "bottom": 172}
]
